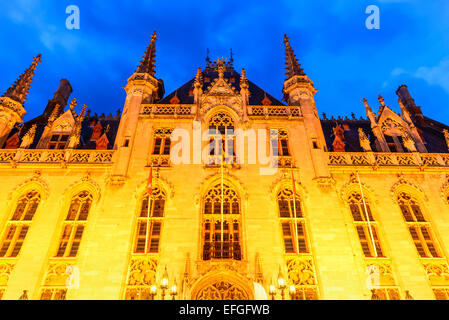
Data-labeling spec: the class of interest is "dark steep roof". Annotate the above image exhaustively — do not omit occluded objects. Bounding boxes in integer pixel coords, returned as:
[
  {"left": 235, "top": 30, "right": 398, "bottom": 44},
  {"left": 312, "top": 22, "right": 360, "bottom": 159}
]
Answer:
[
  {"left": 157, "top": 68, "right": 285, "bottom": 106},
  {"left": 321, "top": 116, "right": 449, "bottom": 153}
]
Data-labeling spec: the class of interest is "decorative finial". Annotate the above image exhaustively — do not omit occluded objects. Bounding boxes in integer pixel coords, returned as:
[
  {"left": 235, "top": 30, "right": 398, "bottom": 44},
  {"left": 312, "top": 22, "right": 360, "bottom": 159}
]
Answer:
[
  {"left": 215, "top": 57, "right": 227, "bottom": 78},
  {"left": 240, "top": 68, "right": 248, "bottom": 88},
  {"left": 194, "top": 67, "right": 203, "bottom": 87},
  {"left": 69, "top": 98, "right": 77, "bottom": 111},
  {"left": 206, "top": 48, "right": 211, "bottom": 67},
  {"left": 363, "top": 98, "right": 372, "bottom": 112},
  {"left": 77, "top": 104, "right": 87, "bottom": 121},
  {"left": 378, "top": 95, "right": 385, "bottom": 106},
  {"left": 229, "top": 48, "right": 234, "bottom": 67}
]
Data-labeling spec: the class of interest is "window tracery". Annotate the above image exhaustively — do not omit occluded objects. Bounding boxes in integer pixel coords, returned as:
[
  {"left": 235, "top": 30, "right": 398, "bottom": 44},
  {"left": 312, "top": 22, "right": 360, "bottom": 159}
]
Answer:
[
  {"left": 134, "top": 187, "right": 166, "bottom": 254},
  {"left": 0, "top": 191, "right": 40, "bottom": 258},
  {"left": 277, "top": 188, "right": 307, "bottom": 254},
  {"left": 347, "top": 192, "right": 384, "bottom": 258},
  {"left": 55, "top": 191, "right": 93, "bottom": 258},
  {"left": 202, "top": 183, "right": 241, "bottom": 260},
  {"left": 397, "top": 192, "right": 441, "bottom": 258},
  {"left": 208, "top": 112, "right": 235, "bottom": 164}
]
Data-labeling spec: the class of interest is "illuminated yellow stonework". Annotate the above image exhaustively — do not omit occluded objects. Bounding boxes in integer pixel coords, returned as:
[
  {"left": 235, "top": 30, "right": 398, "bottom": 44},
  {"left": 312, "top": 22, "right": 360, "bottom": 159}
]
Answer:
[{"left": 1, "top": 36, "right": 449, "bottom": 300}]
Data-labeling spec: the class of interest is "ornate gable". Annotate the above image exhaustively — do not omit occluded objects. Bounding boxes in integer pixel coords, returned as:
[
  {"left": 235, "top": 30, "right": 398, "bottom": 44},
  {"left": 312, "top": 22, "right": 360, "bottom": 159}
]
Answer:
[
  {"left": 52, "top": 109, "right": 76, "bottom": 133},
  {"left": 377, "top": 106, "right": 411, "bottom": 137}
]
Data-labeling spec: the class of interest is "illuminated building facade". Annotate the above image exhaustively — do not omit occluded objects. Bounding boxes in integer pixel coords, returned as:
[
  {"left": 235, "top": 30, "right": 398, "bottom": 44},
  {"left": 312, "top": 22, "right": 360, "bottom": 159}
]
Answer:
[{"left": 1, "top": 33, "right": 449, "bottom": 300}]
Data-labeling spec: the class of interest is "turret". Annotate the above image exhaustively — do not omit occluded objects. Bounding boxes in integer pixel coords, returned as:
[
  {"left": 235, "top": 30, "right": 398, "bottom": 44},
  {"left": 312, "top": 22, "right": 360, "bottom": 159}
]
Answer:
[
  {"left": 282, "top": 34, "right": 329, "bottom": 180},
  {"left": 113, "top": 31, "right": 164, "bottom": 180}
]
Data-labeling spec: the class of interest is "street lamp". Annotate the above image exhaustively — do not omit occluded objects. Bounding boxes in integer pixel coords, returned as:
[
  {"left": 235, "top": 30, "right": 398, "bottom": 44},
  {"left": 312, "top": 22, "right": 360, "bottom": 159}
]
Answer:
[
  {"left": 149, "top": 285, "right": 157, "bottom": 300},
  {"left": 161, "top": 267, "right": 169, "bottom": 300},
  {"left": 289, "top": 285, "right": 296, "bottom": 300},
  {"left": 269, "top": 284, "right": 276, "bottom": 300},
  {"left": 277, "top": 268, "right": 286, "bottom": 300},
  {"left": 170, "top": 279, "right": 178, "bottom": 300}
]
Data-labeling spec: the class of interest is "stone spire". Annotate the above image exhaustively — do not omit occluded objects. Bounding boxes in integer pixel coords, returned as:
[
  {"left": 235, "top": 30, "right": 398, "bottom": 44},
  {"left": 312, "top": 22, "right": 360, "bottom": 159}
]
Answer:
[
  {"left": 283, "top": 34, "right": 305, "bottom": 80},
  {"left": 136, "top": 31, "right": 157, "bottom": 76},
  {"left": 3, "top": 54, "right": 42, "bottom": 105}
]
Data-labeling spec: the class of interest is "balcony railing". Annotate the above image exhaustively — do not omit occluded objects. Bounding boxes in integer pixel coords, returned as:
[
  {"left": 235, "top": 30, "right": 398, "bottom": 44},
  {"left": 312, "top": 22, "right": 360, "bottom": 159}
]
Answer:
[
  {"left": 328, "top": 152, "right": 449, "bottom": 168},
  {"left": 0, "top": 149, "right": 114, "bottom": 165},
  {"left": 140, "top": 104, "right": 301, "bottom": 119}
]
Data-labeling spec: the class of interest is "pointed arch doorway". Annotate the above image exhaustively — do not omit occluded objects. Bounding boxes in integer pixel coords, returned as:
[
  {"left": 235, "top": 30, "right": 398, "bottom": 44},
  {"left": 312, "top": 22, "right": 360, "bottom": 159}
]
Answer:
[{"left": 191, "top": 272, "right": 253, "bottom": 300}]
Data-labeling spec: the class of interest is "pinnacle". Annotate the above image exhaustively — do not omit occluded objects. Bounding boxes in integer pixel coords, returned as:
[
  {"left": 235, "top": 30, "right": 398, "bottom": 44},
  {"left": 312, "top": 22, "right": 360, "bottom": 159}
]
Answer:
[
  {"left": 283, "top": 34, "right": 305, "bottom": 80},
  {"left": 2, "top": 54, "right": 42, "bottom": 105},
  {"left": 136, "top": 31, "right": 157, "bottom": 76}
]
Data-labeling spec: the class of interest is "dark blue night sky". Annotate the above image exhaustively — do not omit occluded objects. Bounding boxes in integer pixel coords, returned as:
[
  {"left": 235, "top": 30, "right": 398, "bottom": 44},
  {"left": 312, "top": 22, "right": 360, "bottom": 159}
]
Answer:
[{"left": 1, "top": 0, "right": 448, "bottom": 123}]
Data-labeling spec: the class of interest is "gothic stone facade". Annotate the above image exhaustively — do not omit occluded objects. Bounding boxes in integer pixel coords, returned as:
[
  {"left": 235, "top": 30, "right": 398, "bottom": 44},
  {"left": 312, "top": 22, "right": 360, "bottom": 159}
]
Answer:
[{"left": 1, "top": 34, "right": 449, "bottom": 300}]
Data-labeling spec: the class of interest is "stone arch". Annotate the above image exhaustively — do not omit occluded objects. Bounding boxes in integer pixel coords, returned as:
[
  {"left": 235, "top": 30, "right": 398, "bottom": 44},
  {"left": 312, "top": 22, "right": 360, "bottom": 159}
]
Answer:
[
  {"left": 63, "top": 174, "right": 101, "bottom": 202},
  {"left": 135, "top": 176, "right": 174, "bottom": 200},
  {"left": 8, "top": 172, "right": 49, "bottom": 202},
  {"left": 270, "top": 174, "right": 307, "bottom": 202},
  {"left": 198, "top": 173, "right": 247, "bottom": 204},
  {"left": 190, "top": 271, "right": 253, "bottom": 300},
  {"left": 203, "top": 106, "right": 240, "bottom": 127},
  {"left": 391, "top": 176, "right": 427, "bottom": 203}
]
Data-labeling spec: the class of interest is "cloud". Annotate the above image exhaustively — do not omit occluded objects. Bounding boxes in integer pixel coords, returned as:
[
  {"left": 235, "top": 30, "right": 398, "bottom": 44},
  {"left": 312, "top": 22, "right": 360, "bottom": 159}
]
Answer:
[{"left": 392, "top": 58, "right": 449, "bottom": 94}]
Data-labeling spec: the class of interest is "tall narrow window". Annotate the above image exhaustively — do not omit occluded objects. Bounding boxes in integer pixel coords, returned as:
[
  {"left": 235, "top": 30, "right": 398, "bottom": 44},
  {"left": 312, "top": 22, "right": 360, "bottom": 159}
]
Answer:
[
  {"left": 134, "top": 188, "right": 166, "bottom": 254},
  {"left": 152, "top": 128, "right": 172, "bottom": 155},
  {"left": 208, "top": 112, "right": 235, "bottom": 164},
  {"left": 55, "top": 191, "right": 92, "bottom": 258},
  {"left": 202, "top": 183, "right": 241, "bottom": 260},
  {"left": 348, "top": 192, "right": 384, "bottom": 258},
  {"left": 277, "top": 188, "right": 308, "bottom": 254},
  {"left": 271, "top": 129, "right": 290, "bottom": 157},
  {"left": 398, "top": 192, "right": 441, "bottom": 258},
  {"left": 0, "top": 191, "right": 40, "bottom": 258}
]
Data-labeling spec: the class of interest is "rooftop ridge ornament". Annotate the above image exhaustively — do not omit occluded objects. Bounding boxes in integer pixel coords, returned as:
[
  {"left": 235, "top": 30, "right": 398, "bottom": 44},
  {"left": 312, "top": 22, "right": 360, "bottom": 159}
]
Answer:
[
  {"left": 283, "top": 34, "right": 305, "bottom": 80},
  {"left": 136, "top": 31, "right": 157, "bottom": 76},
  {"left": 215, "top": 57, "right": 227, "bottom": 78},
  {"left": 2, "top": 54, "right": 42, "bottom": 105}
]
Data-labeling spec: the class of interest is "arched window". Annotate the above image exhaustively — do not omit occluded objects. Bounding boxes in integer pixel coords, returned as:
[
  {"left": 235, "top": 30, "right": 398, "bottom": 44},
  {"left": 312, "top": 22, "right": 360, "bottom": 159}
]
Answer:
[
  {"left": 0, "top": 191, "right": 40, "bottom": 258},
  {"left": 348, "top": 192, "right": 384, "bottom": 258},
  {"left": 398, "top": 192, "right": 440, "bottom": 258},
  {"left": 277, "top": 188, "right": 308, "bottom": 254},
  {"left": 55, "top": 191, "right": 93, "bottom": 257},
  {"left": 208, "top": 112, "right": 235, "bottom": 164},
  {"left": 134, "top": 187, "right": 166, "bottom": 254},
  {"left": 202, "top": 183, "right": 241, "bottom": 260}
]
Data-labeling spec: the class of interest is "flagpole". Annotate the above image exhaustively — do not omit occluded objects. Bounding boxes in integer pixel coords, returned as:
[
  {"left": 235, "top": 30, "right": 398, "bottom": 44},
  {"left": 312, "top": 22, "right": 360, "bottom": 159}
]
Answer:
[
  {"left": 145, "top": 165, "right": 153, "bottom": 254},
  {"left": 291, "top": 165, "right": 300, "bottom": 255},
  {"left": 220, "top": 142, "right": 224, "bottom": 259},
  {"left": 356, "top": 171, "right": 378, "bottom": 257}
]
